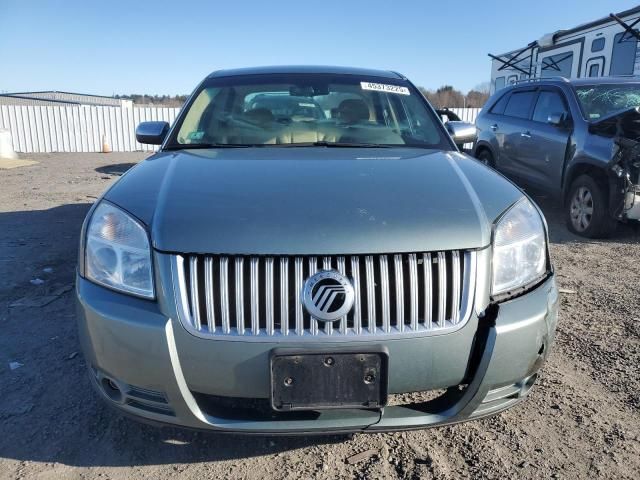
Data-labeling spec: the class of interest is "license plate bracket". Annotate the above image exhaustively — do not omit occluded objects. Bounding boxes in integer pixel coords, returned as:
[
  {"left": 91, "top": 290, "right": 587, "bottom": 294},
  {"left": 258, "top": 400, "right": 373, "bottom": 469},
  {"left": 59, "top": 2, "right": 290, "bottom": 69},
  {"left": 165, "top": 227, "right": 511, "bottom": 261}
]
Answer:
[{"left": 270, "top": 348, "right": 388, "bottom": 411}]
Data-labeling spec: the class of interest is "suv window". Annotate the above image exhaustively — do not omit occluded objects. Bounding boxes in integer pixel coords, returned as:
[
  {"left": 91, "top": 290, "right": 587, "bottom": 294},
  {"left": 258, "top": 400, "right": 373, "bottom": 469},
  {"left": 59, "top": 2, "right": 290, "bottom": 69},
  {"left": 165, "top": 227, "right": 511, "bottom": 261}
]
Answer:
[
  {"left": 503, "top": 90, "right": 536, "bottom": 119},
  {"left": 532, "top": 91, "right": 568, "bottom": 123},
  {"left": 490, "top": 93, "right": 510, "bottom": 115}
]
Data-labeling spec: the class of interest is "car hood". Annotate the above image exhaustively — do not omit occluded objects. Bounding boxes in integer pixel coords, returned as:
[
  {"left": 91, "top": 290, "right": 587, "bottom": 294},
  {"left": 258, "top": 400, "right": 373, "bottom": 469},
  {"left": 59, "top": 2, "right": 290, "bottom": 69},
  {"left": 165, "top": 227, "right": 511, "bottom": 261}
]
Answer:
[
  {"left": 105, "top": 148, "right": 524, "bottom": 255},
  {"left": 588, "top": 106, "right": 640, "bottom": 138}
]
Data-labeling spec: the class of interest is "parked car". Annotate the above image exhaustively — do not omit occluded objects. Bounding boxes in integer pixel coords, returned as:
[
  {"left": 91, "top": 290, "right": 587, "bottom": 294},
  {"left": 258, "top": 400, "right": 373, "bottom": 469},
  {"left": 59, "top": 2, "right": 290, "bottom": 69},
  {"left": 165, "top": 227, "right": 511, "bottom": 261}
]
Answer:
[
  {"left": 474, "top": 77, "right": 640, "bottom": 237},
  {"left": 76, "top": 66, "right": 558, "bottom": 434}
]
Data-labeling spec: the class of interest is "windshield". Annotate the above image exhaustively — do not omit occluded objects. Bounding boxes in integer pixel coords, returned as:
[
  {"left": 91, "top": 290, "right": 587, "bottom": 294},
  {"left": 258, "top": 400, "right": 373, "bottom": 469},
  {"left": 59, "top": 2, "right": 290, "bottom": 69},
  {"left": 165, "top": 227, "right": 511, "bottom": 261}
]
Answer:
[
  {"left": 575, "top": 84, "right": 640, "bottom": 120},
  {"left": 167, "top": 74, "right": 451, "bottom": 149}
]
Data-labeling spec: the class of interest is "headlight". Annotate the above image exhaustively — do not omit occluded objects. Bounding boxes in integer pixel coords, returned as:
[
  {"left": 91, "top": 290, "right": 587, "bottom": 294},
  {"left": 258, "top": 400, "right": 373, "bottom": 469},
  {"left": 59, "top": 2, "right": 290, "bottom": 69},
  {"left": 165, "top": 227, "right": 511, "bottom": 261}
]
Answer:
[
  {"left": 492, "top": 198, "right": 547, "bottom": 297},
  {"left": 85, "top": 201, "right": 154, "bottom": 299}
]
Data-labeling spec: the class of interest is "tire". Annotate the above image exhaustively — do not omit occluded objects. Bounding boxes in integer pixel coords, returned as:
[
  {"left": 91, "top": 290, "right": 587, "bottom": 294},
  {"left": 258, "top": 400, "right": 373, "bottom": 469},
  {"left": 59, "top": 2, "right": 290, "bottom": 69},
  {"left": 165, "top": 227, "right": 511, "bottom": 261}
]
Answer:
[
  {"left": 476, "top": 149, "right": 495, "bottom": 168},
  {"left": 565, "top": 174, "right": 617, "bottom": 238}
]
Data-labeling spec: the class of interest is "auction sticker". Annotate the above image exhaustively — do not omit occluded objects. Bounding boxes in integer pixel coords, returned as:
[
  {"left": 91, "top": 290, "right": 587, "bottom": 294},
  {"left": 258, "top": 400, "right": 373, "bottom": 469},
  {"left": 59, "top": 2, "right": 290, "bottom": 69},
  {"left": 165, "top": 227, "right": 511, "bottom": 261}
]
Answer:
[{"left": 360, "top": 82, "right": 410, "bottom": 95}]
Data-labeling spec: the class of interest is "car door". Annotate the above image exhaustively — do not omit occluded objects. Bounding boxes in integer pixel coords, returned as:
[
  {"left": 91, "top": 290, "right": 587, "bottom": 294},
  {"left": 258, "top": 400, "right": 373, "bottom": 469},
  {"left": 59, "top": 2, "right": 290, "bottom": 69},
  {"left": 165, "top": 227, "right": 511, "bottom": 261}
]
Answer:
[
  {"left": 517, "top": 88, "right": 571, "bottom": 192},
  {"left": 495, "top": 89, "right": 537, "bottom": 177}
]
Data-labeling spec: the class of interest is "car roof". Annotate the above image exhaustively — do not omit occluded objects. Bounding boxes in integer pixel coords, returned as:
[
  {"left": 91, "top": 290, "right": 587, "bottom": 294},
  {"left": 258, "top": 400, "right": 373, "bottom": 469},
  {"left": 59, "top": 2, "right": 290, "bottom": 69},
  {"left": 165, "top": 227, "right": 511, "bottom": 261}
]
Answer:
[{"left": 207, "top": 65, "right": 406, "bottom": 80}]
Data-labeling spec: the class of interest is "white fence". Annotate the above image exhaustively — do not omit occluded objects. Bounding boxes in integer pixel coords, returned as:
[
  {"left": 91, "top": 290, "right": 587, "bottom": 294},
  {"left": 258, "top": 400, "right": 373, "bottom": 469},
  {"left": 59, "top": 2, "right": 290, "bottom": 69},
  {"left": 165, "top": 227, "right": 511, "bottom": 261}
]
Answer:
[
  {"left": 443, "top": 107, "right": 482, "bottom": 124},
  {"left": 0, "top": 105, "right": 180, "bottom": 153},
  {"left": 0, "top": 104, "right": 482, "bottom": 153}
]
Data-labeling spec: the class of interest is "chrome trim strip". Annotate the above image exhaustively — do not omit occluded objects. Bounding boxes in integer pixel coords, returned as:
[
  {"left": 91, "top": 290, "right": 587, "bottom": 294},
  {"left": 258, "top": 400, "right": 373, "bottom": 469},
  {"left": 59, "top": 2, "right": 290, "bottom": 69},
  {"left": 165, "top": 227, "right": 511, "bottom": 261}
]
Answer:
[
  {"left": 323, "top": 257, "right": 333, "bottom": 336},
  {"left": 265, "top": 257, "right": 274, "bottom": 336},
  {"left": 204, "top": 256, "right": 215, "bottom": 332},
  {"left": 322, "top": 256, "right": 331, "bottom": 270},
  {"left": 294, "top": 257, "right": 304, "bottom": 336},
  {"left": 233, "top": 257, "right": 243, "bottom": 335},
  {"left": 365, "top": 255, "right": 376, "bottom": 333},
  {"left": 451, "top": 251, "right": 461, "bottom": 324},
  {"left": 379, "top": 255, "right": 391, "bottom": 333},
  {"left": 308, "top": 257, "right": 318, "bottom": 335},
  {"left": 337, "top": 256, "right": 347, "bottom": 335},
  {"left": 250, "top": 257, "right": 259, "bottom": 335},
  {"left": 351, "top": 256, "right": 362, "bottom": 335},
  {"left": 189, "top": 256, "right": 201, "bottom": 330},
  {"left": 394, "top": 254, "right": 404, "bottom": 332},
  {"left": 408, "top": 253, "right": 418, "bottom": 330},
  {"left": 437, "top": 252, "right": 447, "bottom": 327},
  {"left": 280, "top": 257, "right": 289, "bottom": 335},
  {"left": 423, "top": 253, "right": 432, "bottom": 330},
  {"left": 219, "top": 257, "right": 230, "bottom": 334}
]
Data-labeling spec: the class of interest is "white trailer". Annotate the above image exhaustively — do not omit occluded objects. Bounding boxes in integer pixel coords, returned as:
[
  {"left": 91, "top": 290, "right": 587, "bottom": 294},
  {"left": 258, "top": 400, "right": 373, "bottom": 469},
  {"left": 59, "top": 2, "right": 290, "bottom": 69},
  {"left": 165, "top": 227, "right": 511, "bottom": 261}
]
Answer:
[{"left": 489, "top": 6, "right": 640, "bottom": 93}]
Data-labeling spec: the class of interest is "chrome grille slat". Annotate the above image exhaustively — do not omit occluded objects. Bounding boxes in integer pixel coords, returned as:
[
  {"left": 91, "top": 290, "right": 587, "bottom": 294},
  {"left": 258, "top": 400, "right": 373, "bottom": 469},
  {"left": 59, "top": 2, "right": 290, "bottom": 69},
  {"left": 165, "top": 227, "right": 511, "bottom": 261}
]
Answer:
[
  {"left": 189, "top": 257, "right": 201, "bottom": 330},
  {"left": 408, "top": 253, "right": 418, "bottom": 330},
  {"left": 394, "top": 254, "right": 405, "bottom": 332},
  {"left": 365, "top": 255, "right": 376, "bottom": 334},
  {"left": 437, "top": 252, "right": 447, "bottom": 328},
  {"left": 265, "top": 257, "right": 274, "bottom": 336},
  {"left": 337, "top": 256, "right": 347, "bottom": 335},
  {"left": 379, "top": 255, "right": 391, "bottom": 333},
  {"left": 308, "top": 257, "right": 318, "bottom": 335},
  {"left": 204, "top": 257, "right": 215, "bottom": 332},
  {"left": 294, "top": 257, "right": 304, "bottom": 335},
  {"left": 423, "top": 253, "right": 433, "bottom": 330},
  {"left": 451, "top": 251, "right": 461, "bottom": 325},
  {"left": 219, "top": 257, "right": 230, "bottom": 334},
  {"left": 177, "top": 250, "right": 475, "bottom": 339},
  {"left": 323, "top": 256, "right": 333, "bottom": 335},
  {"left": 280, "top": 257, "right": 289, "bottom": 335},
  {"left": 351, "top": 256, "right": 362, "bottom": 335},
  {"left": 250, "top": 257, "right": 259, "bottom": 335}
]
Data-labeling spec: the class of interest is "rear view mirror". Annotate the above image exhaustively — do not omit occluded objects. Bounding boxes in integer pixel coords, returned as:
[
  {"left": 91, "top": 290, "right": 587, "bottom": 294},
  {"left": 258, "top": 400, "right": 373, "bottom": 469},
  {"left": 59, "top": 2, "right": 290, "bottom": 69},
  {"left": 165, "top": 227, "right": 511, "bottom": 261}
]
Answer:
[
  {"left": 446, "top": 121, "right": 477, "bottom": 147},
  {"left": 547, "top": 113, "right": 564, "bottom": 127},
  {"left": 136, "top": 121, "right": 170, "bottom": 145}
]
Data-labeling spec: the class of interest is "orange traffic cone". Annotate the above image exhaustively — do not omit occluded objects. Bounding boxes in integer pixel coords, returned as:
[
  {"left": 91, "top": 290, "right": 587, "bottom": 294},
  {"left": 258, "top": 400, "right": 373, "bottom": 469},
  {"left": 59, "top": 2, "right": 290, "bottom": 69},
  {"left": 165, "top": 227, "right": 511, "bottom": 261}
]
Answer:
[{"left": 102, "top": 134, "right": 112, "bottom": 153}]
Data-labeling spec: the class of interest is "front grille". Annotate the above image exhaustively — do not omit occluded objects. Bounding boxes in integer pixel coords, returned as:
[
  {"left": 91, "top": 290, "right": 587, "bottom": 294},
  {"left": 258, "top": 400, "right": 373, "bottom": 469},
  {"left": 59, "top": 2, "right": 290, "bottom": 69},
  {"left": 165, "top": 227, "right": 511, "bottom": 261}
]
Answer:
[{"left": 172, "top": 251, "right": 476, "bottom": 339}]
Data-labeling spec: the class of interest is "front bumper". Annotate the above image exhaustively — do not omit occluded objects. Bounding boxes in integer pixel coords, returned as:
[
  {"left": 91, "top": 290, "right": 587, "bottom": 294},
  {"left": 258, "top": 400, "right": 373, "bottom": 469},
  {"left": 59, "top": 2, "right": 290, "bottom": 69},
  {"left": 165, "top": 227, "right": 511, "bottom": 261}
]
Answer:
[{"left": 76, "top": 258, "right": 558, "bottom": 434}]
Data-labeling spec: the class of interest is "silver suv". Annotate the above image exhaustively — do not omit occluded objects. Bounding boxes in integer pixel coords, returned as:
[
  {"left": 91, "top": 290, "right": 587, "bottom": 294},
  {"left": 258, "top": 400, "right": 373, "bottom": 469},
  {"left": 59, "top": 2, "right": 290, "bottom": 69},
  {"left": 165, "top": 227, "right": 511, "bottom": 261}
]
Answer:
[
  {"left": 475, "top": 77, "right": 640, "bottom": 238},
  {"left": 75, "top": 66, "right": 558, "bottom": 433}
]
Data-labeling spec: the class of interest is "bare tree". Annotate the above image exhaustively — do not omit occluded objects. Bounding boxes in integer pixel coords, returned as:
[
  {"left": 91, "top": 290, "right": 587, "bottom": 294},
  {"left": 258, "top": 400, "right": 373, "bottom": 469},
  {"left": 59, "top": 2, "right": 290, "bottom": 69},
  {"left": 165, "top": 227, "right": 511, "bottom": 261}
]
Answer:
[{"left": 418, "top": 84, "right": 490, "bottom": 108}]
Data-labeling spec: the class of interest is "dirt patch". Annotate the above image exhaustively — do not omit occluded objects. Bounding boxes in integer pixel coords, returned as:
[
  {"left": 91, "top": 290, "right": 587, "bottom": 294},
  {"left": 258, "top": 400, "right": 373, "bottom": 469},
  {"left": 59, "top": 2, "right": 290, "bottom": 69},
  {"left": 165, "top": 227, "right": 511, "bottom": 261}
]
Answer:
[{"left": 0, "top": 153, "right": 639, "bottom": 479}]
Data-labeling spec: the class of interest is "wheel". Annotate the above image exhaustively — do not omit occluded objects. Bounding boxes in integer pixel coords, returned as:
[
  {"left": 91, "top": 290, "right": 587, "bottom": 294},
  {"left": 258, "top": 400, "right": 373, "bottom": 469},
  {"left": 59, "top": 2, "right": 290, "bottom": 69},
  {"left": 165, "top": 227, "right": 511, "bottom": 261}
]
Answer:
[
  {"left": 565, "top": 174, "right": 617, "bottom": 238},
  {"left": 476, "top": 149, "right": 495, "bottom": 168}
]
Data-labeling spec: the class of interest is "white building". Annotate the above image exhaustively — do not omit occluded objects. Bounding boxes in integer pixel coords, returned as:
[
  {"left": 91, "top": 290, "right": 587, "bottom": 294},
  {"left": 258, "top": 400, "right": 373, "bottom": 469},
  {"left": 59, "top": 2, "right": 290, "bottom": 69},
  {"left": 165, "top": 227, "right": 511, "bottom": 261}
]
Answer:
[
  {"left": 490, "top": 6, "right": 640, "bottom": 93},
  {"left": 0, "top": 91, "right": 133, "bottom": 108}
]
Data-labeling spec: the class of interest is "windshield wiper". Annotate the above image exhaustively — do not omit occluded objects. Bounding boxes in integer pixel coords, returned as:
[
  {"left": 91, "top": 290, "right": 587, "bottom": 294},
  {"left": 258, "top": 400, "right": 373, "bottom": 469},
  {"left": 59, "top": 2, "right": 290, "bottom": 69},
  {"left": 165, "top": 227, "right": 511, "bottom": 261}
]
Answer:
[{"left": 163, "top": 143, "right": 251, "bottom": 150}]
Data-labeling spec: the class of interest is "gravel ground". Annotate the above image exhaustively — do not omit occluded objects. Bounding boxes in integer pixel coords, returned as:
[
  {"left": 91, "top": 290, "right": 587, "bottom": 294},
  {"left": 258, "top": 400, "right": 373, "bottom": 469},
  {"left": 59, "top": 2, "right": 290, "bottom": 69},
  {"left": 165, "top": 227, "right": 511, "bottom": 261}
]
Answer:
[{"left": 1, "top": 152, "right": 639, "bottom": 480}]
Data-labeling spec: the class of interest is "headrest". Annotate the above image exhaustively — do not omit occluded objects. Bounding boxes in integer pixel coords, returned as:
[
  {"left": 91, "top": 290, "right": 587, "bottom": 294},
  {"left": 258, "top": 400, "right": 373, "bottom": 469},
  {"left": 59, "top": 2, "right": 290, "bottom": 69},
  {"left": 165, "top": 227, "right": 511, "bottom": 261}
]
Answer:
[
  {"left": 337, "top": 99, "right": 369, "bottom": 124},
  {"left": 245, "top": 108, "right": 274, "bottom": 125}
]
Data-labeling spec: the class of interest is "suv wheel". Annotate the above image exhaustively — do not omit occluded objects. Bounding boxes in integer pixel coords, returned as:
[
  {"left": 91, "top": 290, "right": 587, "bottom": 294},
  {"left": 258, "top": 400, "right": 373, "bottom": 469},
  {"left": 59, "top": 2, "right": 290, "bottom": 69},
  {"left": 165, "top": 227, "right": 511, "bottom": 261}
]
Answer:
[
  {"left": 476, "top": 149, "right": 495, "bottom": 167},
  {"left": 566, "top": 174, "right": 617, "bottom": 238}
]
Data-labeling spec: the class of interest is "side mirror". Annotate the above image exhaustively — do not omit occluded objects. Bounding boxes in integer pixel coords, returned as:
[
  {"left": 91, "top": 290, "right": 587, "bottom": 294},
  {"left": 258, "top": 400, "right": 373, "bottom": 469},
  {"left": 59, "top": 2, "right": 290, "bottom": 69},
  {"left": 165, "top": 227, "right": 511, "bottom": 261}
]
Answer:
[
  {"left": 547, "top": 113, "right": 564, "bottom": 127},
  {"left": 136, "top": 121, "right": 170, "bottom": 145},
  {"left": 446, "top": 121, "right": 477, "bottom": 147}
]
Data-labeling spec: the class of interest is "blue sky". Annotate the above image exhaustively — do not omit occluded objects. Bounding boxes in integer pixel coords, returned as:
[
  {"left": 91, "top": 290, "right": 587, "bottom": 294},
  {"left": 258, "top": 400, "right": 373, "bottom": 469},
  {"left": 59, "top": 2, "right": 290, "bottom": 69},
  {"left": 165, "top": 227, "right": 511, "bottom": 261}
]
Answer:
[{"left": 0, "top": 0, "right": 636, "bottom": 95}]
